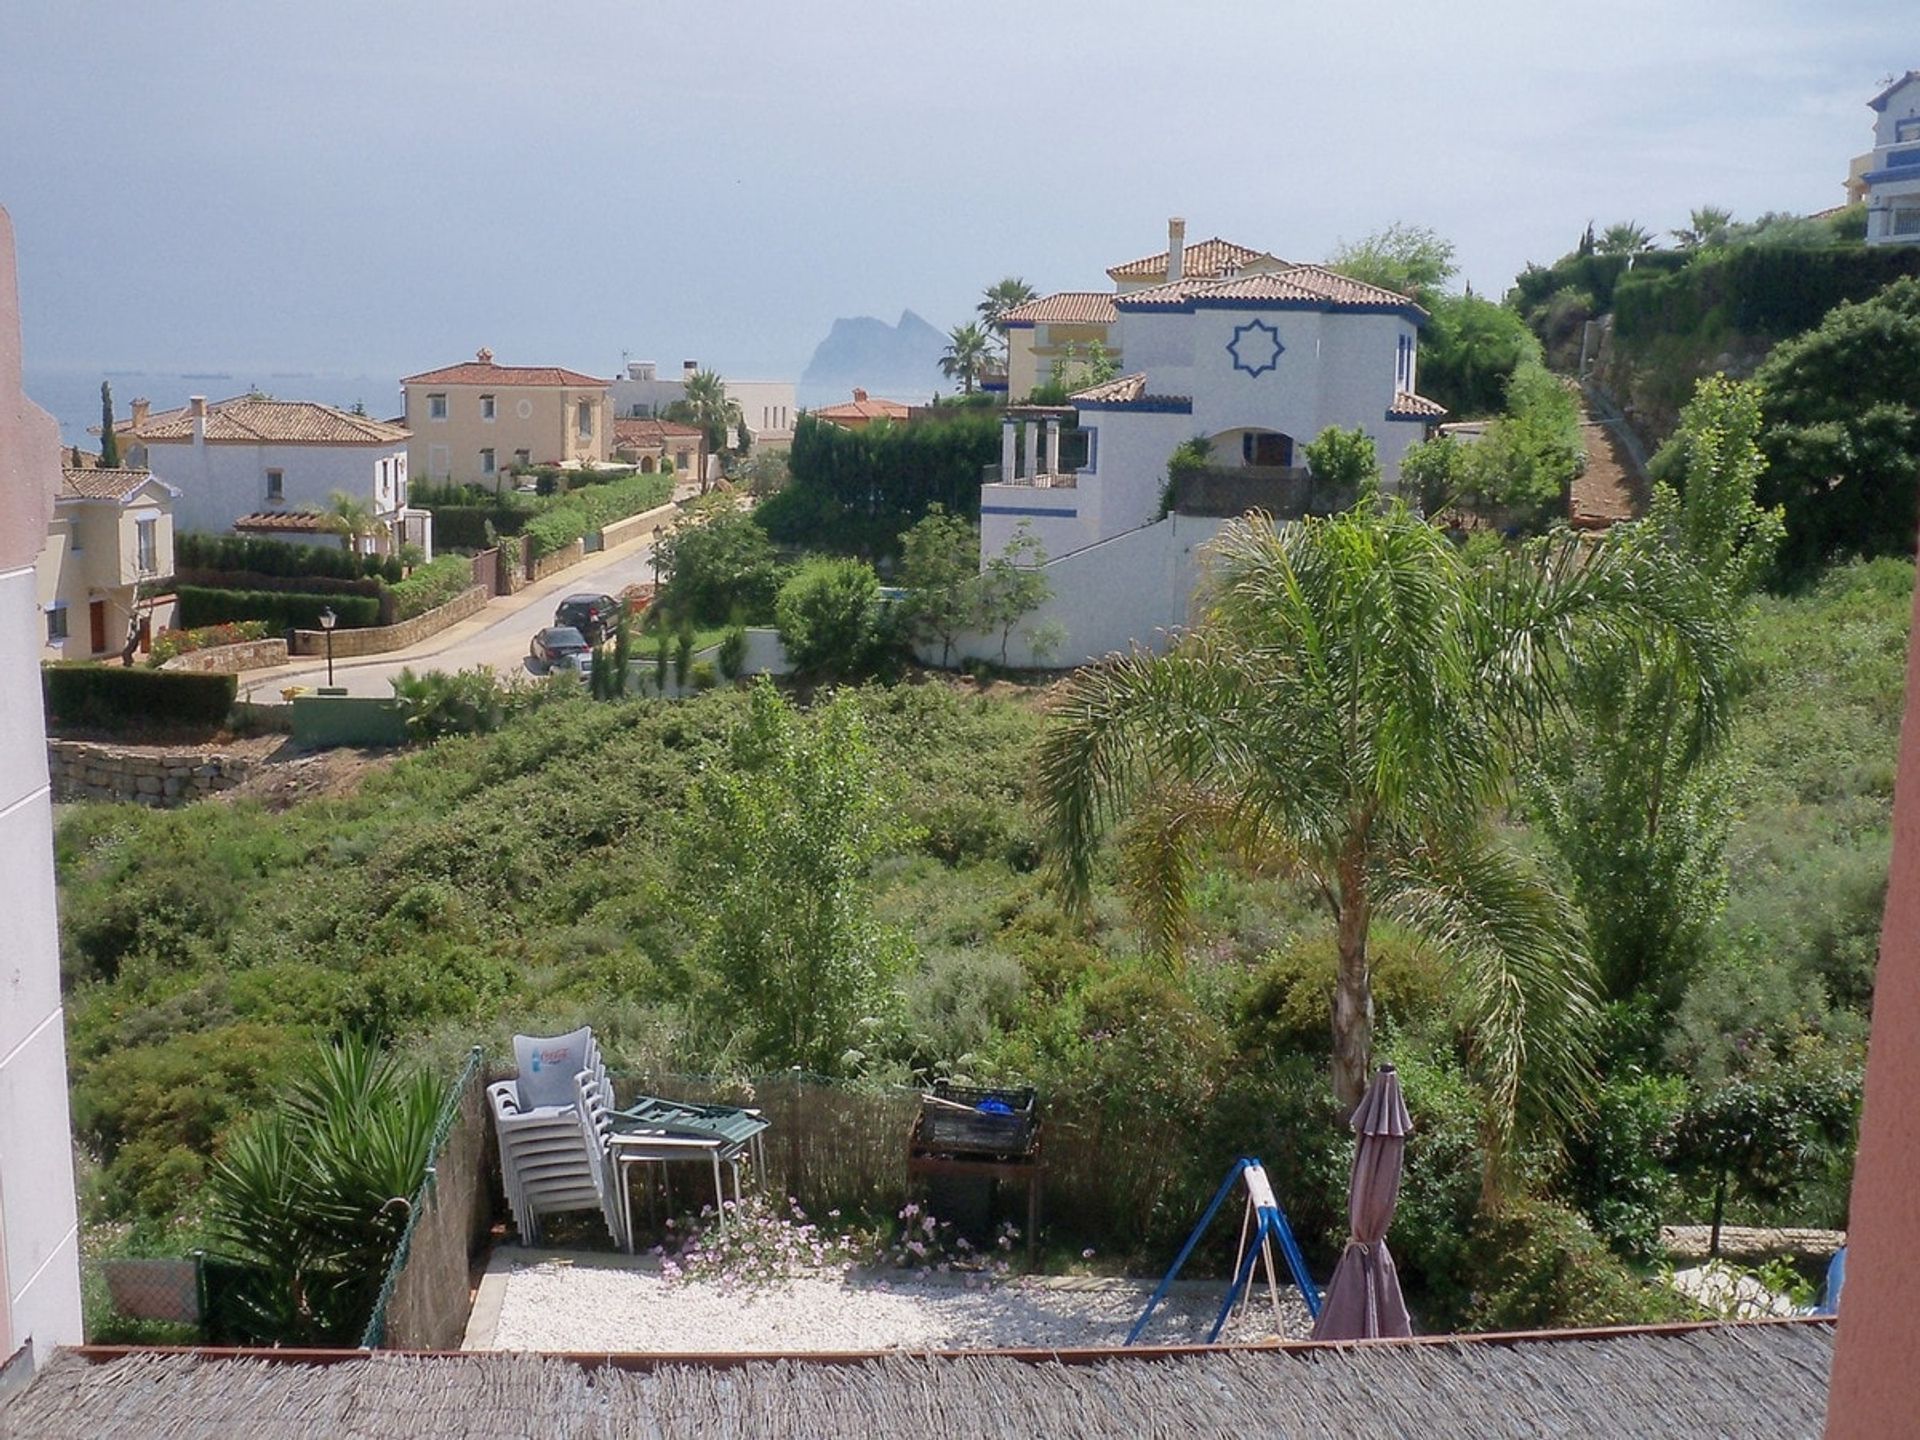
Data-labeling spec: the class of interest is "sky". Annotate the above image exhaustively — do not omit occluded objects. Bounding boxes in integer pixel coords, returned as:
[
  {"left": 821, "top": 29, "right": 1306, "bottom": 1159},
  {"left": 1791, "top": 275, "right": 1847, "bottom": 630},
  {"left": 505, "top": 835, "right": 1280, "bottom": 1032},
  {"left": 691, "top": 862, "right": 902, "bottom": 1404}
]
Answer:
[{"left": 0, "top": 0, "right": 1906, "bottom": 384}]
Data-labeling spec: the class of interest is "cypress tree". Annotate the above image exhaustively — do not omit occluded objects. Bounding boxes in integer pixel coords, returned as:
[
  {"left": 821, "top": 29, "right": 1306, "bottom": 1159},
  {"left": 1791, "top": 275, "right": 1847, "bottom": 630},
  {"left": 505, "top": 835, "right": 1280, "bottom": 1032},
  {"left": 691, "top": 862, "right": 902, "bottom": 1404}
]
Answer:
[{"left": 98, "top": 381, "right": 121, "bottom": 467}]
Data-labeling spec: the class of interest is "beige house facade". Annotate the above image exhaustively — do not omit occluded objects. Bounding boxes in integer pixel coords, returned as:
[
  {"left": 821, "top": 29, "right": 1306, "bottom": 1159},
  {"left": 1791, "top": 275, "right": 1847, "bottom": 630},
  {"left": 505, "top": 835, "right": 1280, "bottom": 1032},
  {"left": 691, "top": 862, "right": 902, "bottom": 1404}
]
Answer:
[
  {"left": 401, "top": 349, "right": 611, "bottom": 485},
  {"left": 36, "top": 467, "right": 178, "bottom": 660}
]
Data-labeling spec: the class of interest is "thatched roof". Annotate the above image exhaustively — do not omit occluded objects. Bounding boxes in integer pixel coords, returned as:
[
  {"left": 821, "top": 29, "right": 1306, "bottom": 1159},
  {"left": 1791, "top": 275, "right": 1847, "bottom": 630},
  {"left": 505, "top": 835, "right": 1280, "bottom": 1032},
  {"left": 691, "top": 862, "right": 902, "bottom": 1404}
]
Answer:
[{"left": 3, "top": 1320, "right": 1834, "bottom": 1438}]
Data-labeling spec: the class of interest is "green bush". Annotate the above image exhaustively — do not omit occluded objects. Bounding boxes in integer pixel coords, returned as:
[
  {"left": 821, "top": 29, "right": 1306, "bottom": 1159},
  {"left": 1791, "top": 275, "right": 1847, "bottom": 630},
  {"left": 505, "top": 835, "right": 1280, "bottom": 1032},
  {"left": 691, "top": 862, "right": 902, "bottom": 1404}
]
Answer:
[
  {"left": 1615, "top": 244, "right": 1920, "bottom": 342},
  {"left": 523, "top": 472, "right": 673, "bottom": 558},
  {"left": 177, "top": 587, "right": 381, "bottom": 631},
  {"left": 1442, "top": 1198, "right": 1694, "bottom": 1331},
  {"left": 717, "top": 625, "right": 748, "bottom": 679},
  {"left": 656, "top": 506, "right": 783, "bottom": 625},
  {"left": 386, "top": 554, "right": 475, "bottom": 621},
  {"left": 174, "top": 533, "right": 395, "bottom": 583},
  {"left": 775, "top": 556, "right": 888, "bottom": 679},
  {"left": 1562, "top": 1072, "right": 1687, "bottom": 1260},
  {"left": 43, "top": 664, "right": 237, "bottom": 730}
]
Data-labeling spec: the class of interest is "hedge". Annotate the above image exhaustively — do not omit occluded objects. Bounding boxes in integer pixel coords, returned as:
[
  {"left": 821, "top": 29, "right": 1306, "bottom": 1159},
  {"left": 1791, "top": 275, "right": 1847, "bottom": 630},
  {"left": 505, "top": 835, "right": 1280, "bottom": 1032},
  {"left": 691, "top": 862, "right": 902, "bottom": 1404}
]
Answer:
[
  {"left": 175, "top": 532, "right": 399, "bottom": 583},
  {"left": 44, "top": 664, "right": 237, "bottom": 729},
  {"left": 420, "top": 504, "right": 535, "bottom": 551},
  {"left": 177, "top": 586, "right": 382, "bottom": 631},
  {"left": 387, "top": 555, "right": 475, "bottom": 622},
  {"left": 1614, "top": 245, "right": 1920, "bottom": 342},
  {"left": 523, "top": 472, "right": 673, "bottom": 558},
  {"left": 174, "top": 569, "right": 385, "bottom": 600}
]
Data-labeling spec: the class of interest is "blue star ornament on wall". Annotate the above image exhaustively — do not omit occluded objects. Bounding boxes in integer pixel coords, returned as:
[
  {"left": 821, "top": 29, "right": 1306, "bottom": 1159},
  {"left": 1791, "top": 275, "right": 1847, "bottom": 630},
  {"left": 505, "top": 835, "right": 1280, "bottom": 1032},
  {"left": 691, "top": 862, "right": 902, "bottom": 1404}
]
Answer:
[{"left": 1228, "top": 320, "right": 1284, "bottom": 377}]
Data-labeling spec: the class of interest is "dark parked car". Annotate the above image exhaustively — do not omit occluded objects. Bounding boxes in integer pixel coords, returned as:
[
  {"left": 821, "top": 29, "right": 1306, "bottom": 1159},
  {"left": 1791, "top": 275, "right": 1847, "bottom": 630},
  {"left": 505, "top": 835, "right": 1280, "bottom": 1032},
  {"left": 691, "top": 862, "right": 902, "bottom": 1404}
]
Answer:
[
  {"left": 555, "top": 593, "right": 619, "bottom": 644},
  {"left": 530, "top": 626, "right": 595, "bottom": 675}
]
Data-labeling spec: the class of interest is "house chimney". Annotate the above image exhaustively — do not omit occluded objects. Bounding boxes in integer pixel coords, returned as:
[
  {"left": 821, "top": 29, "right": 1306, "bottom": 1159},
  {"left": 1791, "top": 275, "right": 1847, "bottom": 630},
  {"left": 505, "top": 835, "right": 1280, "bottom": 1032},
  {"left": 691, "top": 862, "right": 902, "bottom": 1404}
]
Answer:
[
  {"left": 683, "top": 360, "right": 699, "bottom": 376},
  {"left": 476, "top": 347, "right": 494, "bottom": 365},
  {"left": 131, "top": 398, "right": 149, "bottom": 430},
  {"left": 189, "top": 395, "right": 207, "bottom": 446},
  {"left": 1168, "top": 217, "right": 1187, "bottom": 283},
  {"left": 853, "top": 388, "right": 868, "bottom": 403}
]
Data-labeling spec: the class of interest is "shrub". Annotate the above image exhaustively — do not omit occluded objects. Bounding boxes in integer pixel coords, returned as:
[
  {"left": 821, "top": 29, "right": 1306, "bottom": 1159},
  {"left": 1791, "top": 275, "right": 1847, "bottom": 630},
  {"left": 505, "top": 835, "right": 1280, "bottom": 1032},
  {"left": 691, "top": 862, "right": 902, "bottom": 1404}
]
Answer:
[
  {"left": 386, "top": 554, "right": 475, "bottom": 622},
  {"left": 390, "top": 666, "right": 559, "bottom": 740},
  {"left": 174, "top": 533, "right": 390, "bottom": 582},
  {"left": 177, "top": 587, "right": 381, "bottom": 631},
  {"left": 656, "top": 506, "right": 783, "bottom": 625},
  {"left": 1561, "top": 1071, "right": 1687, "bottom": 1260},
  {"left": 44, "top": 664, "right": 237, "bottom": 730},
  {"left": 523, "top": 472, "right": 673, "bottom": 558},
  {"left": 775, "top": 556, "right": 887, "bottom": 679},
  {"left": 717, "top": 625, "right": 748, "bottom": 679},
  {"left": 688, "top": 659, "right": 719, "bottom": 691},
  {"left": 1443, "top": 1199, "right": 1694, "bottom": 1331},
  {"left": 145, "top": 621, "right": 272, "bottom": 668}
]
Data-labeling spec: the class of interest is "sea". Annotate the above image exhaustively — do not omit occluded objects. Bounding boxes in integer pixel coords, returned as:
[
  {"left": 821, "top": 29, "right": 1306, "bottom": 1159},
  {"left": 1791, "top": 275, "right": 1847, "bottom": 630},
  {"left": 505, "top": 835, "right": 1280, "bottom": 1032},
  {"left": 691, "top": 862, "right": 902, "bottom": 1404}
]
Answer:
[{"left": 25, "top": 367, "right": 404, "bottom": 452}]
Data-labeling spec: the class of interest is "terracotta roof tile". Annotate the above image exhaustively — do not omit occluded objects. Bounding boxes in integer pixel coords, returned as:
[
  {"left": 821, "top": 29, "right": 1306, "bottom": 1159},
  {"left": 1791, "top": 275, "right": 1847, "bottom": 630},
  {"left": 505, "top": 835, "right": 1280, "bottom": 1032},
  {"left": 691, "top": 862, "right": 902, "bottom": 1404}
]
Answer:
[
  {"left": 232, "top": 511, "right": 331, "bottom": 533},
  {"left": 1001, "top": 292, "right": 1118, "bottom": 327},
  {"left": 1107, "top": 237, "right": 1282, "bottom": 282},
  {"left": 402, "top": 359, "right": 609, "bottom": 387},
  {"left": 814, "top": 390, "right": 911, "bottom": 423},
  {"left": 1069, "top": 373, "right": 1146, "bottom": 403},
  {"left": 613, "top": 418, "right": 704, "bottom": 446},
  {"left": 59, "top": 467, "right": 175, "bottom": 503},
  {"left": 1114, "top": 265, "right": 1424, "bottom": 315},
  {"left": 1389, "top": 391, "right": 1448, "bottom": 418},
  {"left": 128, "top": 397, "right": 409, "bottom": 445}
]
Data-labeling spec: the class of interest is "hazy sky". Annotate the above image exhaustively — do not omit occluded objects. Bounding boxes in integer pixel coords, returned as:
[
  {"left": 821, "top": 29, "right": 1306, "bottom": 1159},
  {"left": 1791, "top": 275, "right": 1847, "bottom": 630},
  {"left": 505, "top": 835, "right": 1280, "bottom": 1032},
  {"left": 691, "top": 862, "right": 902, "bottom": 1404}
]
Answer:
[{"left": 0, "top": 0, "right": 1904, "bottom": 380}]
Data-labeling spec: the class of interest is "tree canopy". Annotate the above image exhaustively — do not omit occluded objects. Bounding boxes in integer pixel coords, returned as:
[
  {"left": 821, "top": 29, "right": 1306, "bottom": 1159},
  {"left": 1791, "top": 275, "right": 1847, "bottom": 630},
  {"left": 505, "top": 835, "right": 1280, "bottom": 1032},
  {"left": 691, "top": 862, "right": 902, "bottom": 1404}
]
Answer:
[{"left": 1326, "top": 224, "right": 1457, "bottom": 304}]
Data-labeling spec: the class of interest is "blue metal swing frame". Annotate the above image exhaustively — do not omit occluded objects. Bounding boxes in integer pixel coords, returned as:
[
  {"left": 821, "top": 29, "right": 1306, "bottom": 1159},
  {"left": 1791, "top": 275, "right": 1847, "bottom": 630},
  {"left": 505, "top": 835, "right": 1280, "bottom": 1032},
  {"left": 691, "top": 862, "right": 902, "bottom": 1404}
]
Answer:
[{"left": 1125, "top": 1156, "right": 1321, "bottom": 1346}]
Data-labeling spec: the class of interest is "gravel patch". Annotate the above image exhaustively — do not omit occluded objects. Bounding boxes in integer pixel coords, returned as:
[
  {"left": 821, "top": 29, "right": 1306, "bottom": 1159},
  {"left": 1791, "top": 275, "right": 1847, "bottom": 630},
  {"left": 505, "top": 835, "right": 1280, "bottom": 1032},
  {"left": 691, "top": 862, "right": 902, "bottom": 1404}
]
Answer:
[{"left": 478, "top": 1257, "right": 1312, "bottom": 1352}]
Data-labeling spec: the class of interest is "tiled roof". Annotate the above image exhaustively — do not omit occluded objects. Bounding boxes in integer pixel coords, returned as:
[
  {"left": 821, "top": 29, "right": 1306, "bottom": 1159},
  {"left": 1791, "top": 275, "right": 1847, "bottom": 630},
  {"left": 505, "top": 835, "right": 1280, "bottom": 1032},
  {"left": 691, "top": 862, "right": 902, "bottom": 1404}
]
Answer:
[
  {"left": 403, "top": 358, "right": 610, "bottom": 387},
  {"left": 1108, "top": 237, "right": 1278, "bottom": 281},
  {"left": 1115, "top": 264, "right": 1423, "bottom": 315},
  {"left": 1389, "top": 391, "right": 1449, "bottom": 419},
  {"left": 59, "top": 467, "right": 175, "bottom": 503},
  {"left": 1070, "top": 373, "right": 1146, "bottom": 403},
  {"left": 128, "top": 397, "right": 410, "bottom": 445},
  {"left": 232, "top": 511, "right": 332, "bottom": 533},
  {"left": 814, "top": 390, "right": 911, "bottom": 422},
  {"left": 613, "top": 418, "right": 704, "bottom": 446},
  {"left": 1002, "top": 292, "right": 1118, "bottom": 327}
]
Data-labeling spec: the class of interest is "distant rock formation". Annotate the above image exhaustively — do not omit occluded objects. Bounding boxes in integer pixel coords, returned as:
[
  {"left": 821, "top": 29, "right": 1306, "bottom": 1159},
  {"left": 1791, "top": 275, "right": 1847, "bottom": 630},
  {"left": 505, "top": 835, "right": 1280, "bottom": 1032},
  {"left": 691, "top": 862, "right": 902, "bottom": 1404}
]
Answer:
[{"left": 798, "top": 310, "right": 947, "bottom": 408}]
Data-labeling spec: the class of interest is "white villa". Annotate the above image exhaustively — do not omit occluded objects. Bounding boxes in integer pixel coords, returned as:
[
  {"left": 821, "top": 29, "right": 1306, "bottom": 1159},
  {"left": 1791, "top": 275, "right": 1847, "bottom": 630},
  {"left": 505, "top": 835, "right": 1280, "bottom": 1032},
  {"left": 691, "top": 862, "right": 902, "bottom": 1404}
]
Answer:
[
  {"left": 112, "top": 395, "right": 428, "bottom": 555},
  {"left": 1851, "top": 70, "right": 1920, "bottom": 246},
  {"left": 971, "top": 222, "right": 1443, "bottom": 667},
  {"left": 610, "top": 360, "right": 797, "bottom": 452}
]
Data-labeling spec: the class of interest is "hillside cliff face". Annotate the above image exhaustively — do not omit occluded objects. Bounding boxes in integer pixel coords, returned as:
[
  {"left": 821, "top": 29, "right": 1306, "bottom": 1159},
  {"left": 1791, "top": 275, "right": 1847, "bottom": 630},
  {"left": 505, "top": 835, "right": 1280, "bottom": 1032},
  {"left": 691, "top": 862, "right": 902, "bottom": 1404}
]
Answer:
[
  {"left": 799, "top": 310, "right": 947, "bottom": 406},
  {"left": 1588, "top": 318, "right": 1775, "bottom": 448}
]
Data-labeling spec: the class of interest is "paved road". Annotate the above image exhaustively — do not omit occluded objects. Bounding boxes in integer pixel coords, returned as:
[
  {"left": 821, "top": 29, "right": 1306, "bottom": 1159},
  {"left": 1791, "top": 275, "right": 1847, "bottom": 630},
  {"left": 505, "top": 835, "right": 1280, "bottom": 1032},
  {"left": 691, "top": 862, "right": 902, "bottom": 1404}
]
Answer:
[{"left": 239, "top": 527, "right": 669, "bottom": 700}]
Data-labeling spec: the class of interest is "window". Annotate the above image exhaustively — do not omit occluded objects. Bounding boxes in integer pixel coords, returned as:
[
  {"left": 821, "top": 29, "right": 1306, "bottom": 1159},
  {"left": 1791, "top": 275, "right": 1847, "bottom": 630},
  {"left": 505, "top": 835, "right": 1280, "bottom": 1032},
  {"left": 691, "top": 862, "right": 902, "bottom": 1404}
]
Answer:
[
  {"left": 266, "top": 468, "right": 284, "bottom": 501},
  {"left": 428, "top": 393, "right": 448, "bottom": 420},
  {"left": 480, "top": 393, "right": 496, "bottom": 420},
  {"left": 136, "top": 518, "right": 158, "bottom": 575},
  {"left": 68, "top": 517, "right": 82, "bottom": 552},
  {"left": 480, "top": 447, "right": 496, "bottom": 476},
  {"left": 1894, "top": 206, "right": 1920, "bottom": 238},
  {"left": 1061, "top": 427, "right": 1095, "bottom": 473},
  {"left": 46, "top": 604, "right": 67, "bottom": 643},
  {"left": 676, "top": 449, "right": 691, "bottom": 471},
  {"left": 1898, "top": 116, "right": 1920, "bottom": 143},
  {"left": 576, "top": 399, "right": 594, "bottom": 439}
]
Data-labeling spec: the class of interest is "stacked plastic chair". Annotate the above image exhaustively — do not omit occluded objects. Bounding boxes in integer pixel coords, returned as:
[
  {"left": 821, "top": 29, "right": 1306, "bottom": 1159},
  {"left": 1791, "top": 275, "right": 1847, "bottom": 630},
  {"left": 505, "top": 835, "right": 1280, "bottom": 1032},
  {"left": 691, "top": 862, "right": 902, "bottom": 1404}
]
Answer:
[
  {"left": 572, "top": 1069, "right": 629, "bottom": 1251},
  {"left": 488, "top": 1027, "right": 619, "bottom": 1247}
]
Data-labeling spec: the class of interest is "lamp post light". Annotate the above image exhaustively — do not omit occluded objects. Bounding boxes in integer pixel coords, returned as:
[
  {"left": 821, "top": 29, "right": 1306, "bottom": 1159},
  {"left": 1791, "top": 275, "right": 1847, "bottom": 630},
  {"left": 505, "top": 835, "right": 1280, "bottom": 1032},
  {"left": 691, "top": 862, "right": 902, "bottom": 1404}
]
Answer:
[
  {"left": 318, "top": 606, "right": 337, "bottom": 687},
  {"left": 650, "top": 525, "right": 664, "bottom": 593}
]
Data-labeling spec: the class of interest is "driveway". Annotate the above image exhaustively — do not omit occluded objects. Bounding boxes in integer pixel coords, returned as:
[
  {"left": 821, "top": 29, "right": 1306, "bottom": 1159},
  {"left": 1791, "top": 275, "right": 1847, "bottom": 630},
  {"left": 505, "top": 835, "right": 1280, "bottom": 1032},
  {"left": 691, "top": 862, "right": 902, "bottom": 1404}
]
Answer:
[{"left": 238, "top": 523, "right": 673, "bottom": 701}]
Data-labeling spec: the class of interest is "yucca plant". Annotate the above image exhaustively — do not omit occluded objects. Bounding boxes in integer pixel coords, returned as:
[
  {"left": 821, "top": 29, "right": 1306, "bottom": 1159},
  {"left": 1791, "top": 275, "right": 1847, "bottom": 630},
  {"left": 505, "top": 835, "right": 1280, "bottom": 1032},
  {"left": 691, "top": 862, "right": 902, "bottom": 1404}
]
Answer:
[{"left": 205, "top": 1035, "right": 448, "bottom": 1344}]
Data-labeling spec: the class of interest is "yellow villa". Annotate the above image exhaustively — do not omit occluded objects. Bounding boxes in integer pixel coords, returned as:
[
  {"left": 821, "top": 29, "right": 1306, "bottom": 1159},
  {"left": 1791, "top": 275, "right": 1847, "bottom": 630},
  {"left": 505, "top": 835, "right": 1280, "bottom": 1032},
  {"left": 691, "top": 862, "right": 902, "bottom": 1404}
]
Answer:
[
  {"left": 37, "top": 467, "right": 178, "bottom": 660},
  {"left": 400, "top": 348, "right": 612, "bottom": 486}
]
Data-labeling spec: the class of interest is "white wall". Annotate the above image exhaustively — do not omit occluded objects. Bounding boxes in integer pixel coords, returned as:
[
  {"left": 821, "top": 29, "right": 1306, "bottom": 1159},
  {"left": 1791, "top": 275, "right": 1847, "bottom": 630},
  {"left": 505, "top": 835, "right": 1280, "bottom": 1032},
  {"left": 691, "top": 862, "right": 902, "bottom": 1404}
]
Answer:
[
  {"left": 145, "top": 437, "right": 402, "bottom": 536},
  {"left": 0, "top": 202, "right": 84, "bottom": 1367},
  {"left": 611, "top": 373, "right": 798, "bottom": 444},
  {"left": 933, "top": 511, "right": 1232, "bottom": 670}
]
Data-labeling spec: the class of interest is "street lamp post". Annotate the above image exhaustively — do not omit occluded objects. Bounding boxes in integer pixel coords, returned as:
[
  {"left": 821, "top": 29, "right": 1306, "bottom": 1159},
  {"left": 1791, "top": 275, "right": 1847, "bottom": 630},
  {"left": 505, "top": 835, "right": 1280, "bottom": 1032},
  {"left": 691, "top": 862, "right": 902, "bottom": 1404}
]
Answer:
[
  {"left": 650, "top": 525, "right": 664, "bottom": 593},
  {"left": 318, "top": 606, "right": 337, "bottom": 687}
]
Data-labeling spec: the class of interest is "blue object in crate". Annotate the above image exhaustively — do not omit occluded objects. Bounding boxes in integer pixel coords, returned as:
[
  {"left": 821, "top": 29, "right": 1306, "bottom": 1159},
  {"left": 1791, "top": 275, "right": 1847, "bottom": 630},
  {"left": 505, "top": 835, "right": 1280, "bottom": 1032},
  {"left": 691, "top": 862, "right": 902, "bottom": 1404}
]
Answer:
[{"left": 976, "top": 1097, "right": 1014, "bottom": 1115}]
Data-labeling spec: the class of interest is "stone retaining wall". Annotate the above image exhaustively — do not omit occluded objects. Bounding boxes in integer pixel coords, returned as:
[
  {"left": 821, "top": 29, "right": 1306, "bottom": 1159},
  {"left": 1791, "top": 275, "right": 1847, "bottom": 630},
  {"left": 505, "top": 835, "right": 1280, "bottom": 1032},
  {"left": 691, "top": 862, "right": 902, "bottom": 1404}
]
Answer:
[
  {"left": 597, "top": 501, "right": 679, "bottom": 550},
  {"left": 159, "top": 638, "right": 289, "bottom": 673},
  {"left": 529, "top": 538, "right": 585, "bottom": 582},
  {"left": 47, "top": 739, "right": 255, "bottom": 807},
  {"left": 289, "top": 585, "right": 487, "bottom": 659}
]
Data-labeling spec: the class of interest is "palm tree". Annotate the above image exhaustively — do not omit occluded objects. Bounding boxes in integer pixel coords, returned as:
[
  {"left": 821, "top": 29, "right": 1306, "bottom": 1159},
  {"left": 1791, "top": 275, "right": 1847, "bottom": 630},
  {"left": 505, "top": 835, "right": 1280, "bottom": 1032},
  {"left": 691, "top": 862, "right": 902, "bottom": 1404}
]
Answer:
[
  {"left": 1034, "top": 499, "right": 1731, "bottom": 1168},
  {"left": 319, "top": 491, "right": 386, "bottom": 555},
  {"left": 940, "top": 323, "right": 992, "bottom": 395},
  {"left": 1670, "top": 206, "right": 1734, "bottom": 250},
  {"left": 977, "top": 277, "right": 1038, "bottom": 349},
  {"left": 679, "top": 369, "right": 743, "bottom": 493},
  {"left": 1596, "top": 221, "right": 1657, "bottom": 256}
]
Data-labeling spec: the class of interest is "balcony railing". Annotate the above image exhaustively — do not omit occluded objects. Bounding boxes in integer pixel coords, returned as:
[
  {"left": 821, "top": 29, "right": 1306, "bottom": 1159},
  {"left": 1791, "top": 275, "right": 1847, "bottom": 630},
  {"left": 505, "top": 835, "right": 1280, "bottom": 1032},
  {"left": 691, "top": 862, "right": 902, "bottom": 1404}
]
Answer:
[
  {"left": 982, "top": 464, "right": 1078, "bottom": 489},
  {"left": 1175, "top": 466, "right": 1353, "bottom": 520}
]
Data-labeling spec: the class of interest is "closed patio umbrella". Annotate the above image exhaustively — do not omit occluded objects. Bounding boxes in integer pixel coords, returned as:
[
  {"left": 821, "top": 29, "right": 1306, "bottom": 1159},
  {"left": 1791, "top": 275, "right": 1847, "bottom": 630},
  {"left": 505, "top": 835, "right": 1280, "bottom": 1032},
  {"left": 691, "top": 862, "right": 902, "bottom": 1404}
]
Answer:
[{"left": 1310, "top": 1063, "right": 1414, "bottom": 1340}]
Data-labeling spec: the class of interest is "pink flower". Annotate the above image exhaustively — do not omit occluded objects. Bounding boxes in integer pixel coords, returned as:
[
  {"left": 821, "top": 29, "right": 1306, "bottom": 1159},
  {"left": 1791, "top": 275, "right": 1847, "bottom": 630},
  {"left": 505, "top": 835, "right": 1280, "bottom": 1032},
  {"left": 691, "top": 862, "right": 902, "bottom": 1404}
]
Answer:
[{"left": 1081, "top": 1248, "right": 1096, "bottom": 1260}]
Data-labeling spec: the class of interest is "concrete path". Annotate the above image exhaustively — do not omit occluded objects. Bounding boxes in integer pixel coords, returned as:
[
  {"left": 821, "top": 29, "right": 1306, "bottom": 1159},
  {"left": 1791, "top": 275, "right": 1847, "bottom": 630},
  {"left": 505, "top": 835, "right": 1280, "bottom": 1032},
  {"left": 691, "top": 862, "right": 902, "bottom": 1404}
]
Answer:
[{"left": 238, "top": 523, "right": 672, "bottom": 700}]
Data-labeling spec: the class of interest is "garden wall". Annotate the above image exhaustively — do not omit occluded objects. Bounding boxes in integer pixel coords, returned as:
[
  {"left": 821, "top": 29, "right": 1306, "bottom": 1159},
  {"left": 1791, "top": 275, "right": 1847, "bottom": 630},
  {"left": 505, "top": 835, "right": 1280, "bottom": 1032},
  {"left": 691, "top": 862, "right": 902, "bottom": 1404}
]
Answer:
[
  {"left": 46, "top": 739, "right": 255, "bottom": 806},
  {"left": 528, "top": 538, "right": 585, "bottom": 582},
  {"left": 160, "top": 638, "right": 289, "bottom": 674},
  {"left": 597, "top": 501, "right": 679, "bottom": 550},
  {"left": 289, "top": 585, "right": 486, "bottom": 659}
]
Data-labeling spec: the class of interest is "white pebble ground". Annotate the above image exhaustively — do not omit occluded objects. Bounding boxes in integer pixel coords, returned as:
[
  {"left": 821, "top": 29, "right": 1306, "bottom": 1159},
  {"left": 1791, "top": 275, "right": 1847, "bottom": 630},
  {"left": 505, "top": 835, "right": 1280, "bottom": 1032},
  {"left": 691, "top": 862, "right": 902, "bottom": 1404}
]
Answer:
[{"left": 476, "top": 1259, "right": 1312, "bottom": 1352}]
